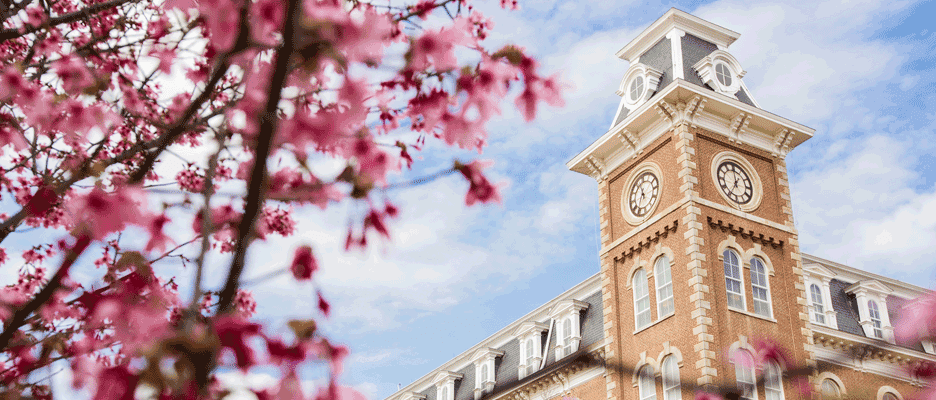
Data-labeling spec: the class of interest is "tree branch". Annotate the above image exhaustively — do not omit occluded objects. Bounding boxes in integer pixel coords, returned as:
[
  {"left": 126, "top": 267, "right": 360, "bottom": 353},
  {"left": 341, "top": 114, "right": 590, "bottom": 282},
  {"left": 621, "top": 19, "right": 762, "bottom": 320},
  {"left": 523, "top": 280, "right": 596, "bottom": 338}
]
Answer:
[{"left": 216, "top": 0, "right": 302, "bottom": 315}]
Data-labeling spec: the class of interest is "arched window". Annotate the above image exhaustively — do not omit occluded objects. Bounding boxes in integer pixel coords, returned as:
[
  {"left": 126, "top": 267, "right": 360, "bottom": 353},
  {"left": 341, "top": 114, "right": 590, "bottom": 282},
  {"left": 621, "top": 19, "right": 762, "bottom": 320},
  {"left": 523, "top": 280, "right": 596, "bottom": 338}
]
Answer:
[
  {"left": 764, "top": 361, "right": 784, "bottom": 400},
  {"left": 480, "top": 364, "right": 489, "bottom": 383},
  {"left": 633, "top": 269, "right": 651, "bottom": 329},
  {"left": 868, "top": 300, "right": 883, "bottom": 339},
  {"left": 750, "top": 257, "right": 771, "bottom": 317},
  {"left": 882, "top": 393, "right": 898, "bottom": 400},
  {"left": 821, "top": 379, "right": 841, "bottom": 398},
  {"left": 734, "top": 350, "right": 756, "bottom": 400},
  {"left": 440, "top": 386, "right": 448, "bottom": 400},
  {"left": 638, "top": 365, "right": 657, "bottom": 400},
  {"left": 561, "top": 317, "right": 572, "bottom": 356},
  {"left": 655, "top": 255, "right": 674, "bottom": 317},
  {"left": 810, "top": 284, "right": 826, "bottom": 324},
  {"left": 661, "top": 356, "right": 681, "bottom": 400},
  {"left": 723, "top": 250, "right": 745, "bottom": 310}
]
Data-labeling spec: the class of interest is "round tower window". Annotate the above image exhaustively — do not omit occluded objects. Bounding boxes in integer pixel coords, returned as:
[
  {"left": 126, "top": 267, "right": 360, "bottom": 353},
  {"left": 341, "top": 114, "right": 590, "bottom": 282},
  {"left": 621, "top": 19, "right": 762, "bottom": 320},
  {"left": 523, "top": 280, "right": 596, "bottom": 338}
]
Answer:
[
  {"left": 715, "top": 63, "right": 732, "bottom": 87},
  {"left": 629, "top": 75, "right": 644, "bottom": 102}
]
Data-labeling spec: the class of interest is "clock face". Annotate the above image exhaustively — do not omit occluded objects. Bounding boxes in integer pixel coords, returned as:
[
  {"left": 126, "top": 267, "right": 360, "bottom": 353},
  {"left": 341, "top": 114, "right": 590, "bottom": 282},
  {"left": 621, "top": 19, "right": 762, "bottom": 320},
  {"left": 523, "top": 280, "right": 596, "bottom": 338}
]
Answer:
[
  {"left": 716, "top": 161, "right": 753, "bottom": 205},
  {"left": 628, "top": 172, "right": 659, "bottom": 217}
]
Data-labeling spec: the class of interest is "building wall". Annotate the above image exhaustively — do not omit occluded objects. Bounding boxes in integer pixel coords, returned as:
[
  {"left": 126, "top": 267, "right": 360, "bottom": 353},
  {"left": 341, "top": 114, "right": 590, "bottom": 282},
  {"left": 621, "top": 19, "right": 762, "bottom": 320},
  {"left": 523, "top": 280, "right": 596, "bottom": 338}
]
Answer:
[
  {"left": 598, "top": 123, "right": 818, "bottom": 400},
  {"left": 816, "top": 360, "right": 921, "bottom": 400}
]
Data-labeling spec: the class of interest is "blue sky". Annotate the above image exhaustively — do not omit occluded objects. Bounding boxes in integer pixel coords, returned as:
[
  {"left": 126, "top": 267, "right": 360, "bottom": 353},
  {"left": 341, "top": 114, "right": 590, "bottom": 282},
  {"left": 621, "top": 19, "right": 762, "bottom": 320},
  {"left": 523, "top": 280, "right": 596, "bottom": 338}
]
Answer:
[{"left": 3, "top": 0, "right": 935, "bottom": 398}]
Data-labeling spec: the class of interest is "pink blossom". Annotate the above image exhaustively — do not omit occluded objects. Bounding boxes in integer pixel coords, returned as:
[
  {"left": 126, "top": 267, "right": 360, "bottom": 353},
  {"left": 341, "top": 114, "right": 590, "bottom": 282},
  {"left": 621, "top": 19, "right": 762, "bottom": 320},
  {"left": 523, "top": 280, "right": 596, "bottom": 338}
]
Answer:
[
  {"left": 68, "top": 186, "right": 149, "bottom": 240},
  {"left": 235, "top": 289, "right": 257, "bottom": 318},
  {"left": 693, "top": 392, "right": 723, "bottom": 400},
  {"left": 93, "top": 366, "right": 138, "bottom": 400},
  {"left": 318, "top": 291, "right": 330, "bottom": 318},
  {"left": 408, "top": 18, "right": 473, "bottom": 72},
  {"left": 257, "top": 206, "right": 296, "bottom": 239},
  {"left": 25, "top": 6, "right": 46, "bottom": 28},
  {"left": 150, "top": 47, "right": 176, "bottom": 74},
  {"left": 291, "top": 245, "right": 318, "bottom": 281},
  {"left": 198, "top": 0, "right": 241, "bottom": 52},
  {"left": 729, "top": 348, "right": 754, "bottom": 369},
  {"left": 752, "top": 337, "right": 792, "bottom": 369},
  {"left": 456, "top": 160, "right": 503, "bottom": 206},
  {"left": 145, "top": 213, "right": 174, "bottom": 253},
  {"left": 895, "top": 291, "right": 936, "bottom": 345},
  {"left": 214, "top": 316, "right": 263, "bottom": 371},
  {"left": 53, "top": 55, "right": 95, "bottom": 94}
]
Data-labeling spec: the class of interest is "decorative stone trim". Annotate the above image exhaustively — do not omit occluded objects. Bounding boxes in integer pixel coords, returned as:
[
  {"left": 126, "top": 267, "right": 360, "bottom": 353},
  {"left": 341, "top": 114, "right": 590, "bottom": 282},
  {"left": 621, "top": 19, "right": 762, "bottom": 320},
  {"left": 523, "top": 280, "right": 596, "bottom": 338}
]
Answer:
[
  {"left": 815, "top": 371, "right": 847, "bottom": 396},
  {"left": 656, "top": 342, "right": 685, "bottom": 368},
  {"left": 551, "top": 300, "right": 590, "bottom": 360},
  {"left": 612, "top": 220, "right": 679, "bottom": 261},
  {"left": 877, "top": 386, "right": 904, "bottom": 400},
  {"left": 631, "top": 351, "right": 659, "bottom": 386},
  {"left": 706, "top": 217, "right": 784, "bottom": 248},
  {"left": 692, "top": 49, "right": 746, "bottom": 97}
]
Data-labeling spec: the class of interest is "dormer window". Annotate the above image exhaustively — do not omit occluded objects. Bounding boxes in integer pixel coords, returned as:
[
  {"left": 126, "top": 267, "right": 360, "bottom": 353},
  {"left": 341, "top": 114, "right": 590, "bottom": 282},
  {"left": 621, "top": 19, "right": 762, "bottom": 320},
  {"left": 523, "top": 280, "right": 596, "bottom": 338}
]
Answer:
[
  {"left": 803, "top": 264, "right": 838, "bottom": 328},
  {"left": 692, "top": 50, "right": 745, "bottom": 97},
  {"left": 550, "top": 299, "right": 588, "bottom": 360},
  {"left": 471, "top": 348, "right": 504, "bottom": 399},
  {"left": 617, "top": 63, "right": 663, "bottom": 112},
  {"left": 514, "top": 321, "right": 548, "bottom": 379},
  {"left": 433, "top": 371, "right": 462, "bottom": 400},
  {"left": 844, "top": 280, "right": 895, "bottom": 343}
]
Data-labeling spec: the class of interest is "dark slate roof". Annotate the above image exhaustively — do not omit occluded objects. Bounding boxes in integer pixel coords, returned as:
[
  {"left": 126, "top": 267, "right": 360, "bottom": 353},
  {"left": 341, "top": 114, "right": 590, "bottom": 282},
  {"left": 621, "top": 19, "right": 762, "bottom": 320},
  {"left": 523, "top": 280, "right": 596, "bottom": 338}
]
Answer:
[
  {"left": 613, "top": 32, "right": 760, "bottom": 128},
  {"left": 450, "top": 290, "right": 605, "bottom": 395},
  {"left": 828, "top": 279, "right": 927, "bottom": 352}
]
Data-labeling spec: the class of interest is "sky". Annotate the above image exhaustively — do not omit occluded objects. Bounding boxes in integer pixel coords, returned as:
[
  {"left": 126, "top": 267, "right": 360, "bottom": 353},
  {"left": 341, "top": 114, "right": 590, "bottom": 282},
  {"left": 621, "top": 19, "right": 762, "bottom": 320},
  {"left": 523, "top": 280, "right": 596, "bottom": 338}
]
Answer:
[{"left": 2, "top": 0, "right": 935, "bottom": 398}]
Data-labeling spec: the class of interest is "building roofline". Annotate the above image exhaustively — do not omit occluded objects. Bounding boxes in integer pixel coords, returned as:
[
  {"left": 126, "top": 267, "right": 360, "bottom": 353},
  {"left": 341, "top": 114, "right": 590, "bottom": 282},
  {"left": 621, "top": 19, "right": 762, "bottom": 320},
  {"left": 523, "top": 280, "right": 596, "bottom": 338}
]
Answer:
[
  {"left": 384, "top": 273, "right": 602, "bottom": 400},
  {"left": 802, "top": 253, "right": 931, "bottom": 297},
  {"left": 616, "top": 8, "right": 740, "bottom": 62}
]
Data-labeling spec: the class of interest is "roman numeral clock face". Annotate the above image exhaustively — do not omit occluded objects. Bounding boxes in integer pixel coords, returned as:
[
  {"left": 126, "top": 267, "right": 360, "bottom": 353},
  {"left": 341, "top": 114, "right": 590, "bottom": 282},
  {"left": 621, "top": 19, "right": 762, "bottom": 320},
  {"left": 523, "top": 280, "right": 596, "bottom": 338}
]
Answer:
[
  {"left": 716, "top": 161, "right": 753, "bottom": 204},
  {"left": 628, "top": 172, "right": 659, "bottom": 217}
]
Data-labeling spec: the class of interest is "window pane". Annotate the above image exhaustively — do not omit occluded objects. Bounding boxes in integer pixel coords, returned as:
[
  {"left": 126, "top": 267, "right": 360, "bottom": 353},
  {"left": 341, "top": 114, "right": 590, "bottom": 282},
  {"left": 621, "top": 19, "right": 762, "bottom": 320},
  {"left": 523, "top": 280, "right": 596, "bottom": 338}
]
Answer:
[
  {"left": 634, "top": 269, "right": 651, "bottom": 329},
  {"left": 810, "top": 284, "right": 826, "bottom": 324},
  {"left": 821, "top": 380, "right": 840, "bottom": 398},
  {"left": 764, "top": 362, "right": 783, "bottom": 400},
  {"left": 639, "top": 366, "right": 657, "bottom": 400},
  {"left": 734, "top": 350, "right": 756, "bottom": 400},
  {"left": 751, "top": 258, "right": 771, "bottom": 317},
  {"left": 656, "top": 256, "right": 674, "bottom": 316},
  {"left": 724, "top": 250, "right": 744, "bottom": 310},
  {"left": 662, "top": 356, "right": 681, "bottom": 400},
  {"left": 869, "top": 300, "right": 883, "bottom": 338}
]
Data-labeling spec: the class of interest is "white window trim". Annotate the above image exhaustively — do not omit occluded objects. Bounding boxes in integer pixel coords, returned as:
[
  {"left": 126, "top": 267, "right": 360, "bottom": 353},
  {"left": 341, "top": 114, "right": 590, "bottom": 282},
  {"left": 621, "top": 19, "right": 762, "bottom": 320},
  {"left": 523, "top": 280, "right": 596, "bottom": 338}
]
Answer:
[
  {"left": 803, "top": 263, "right": 838, "bottom": 328},
  {"left": 749, "top": 257, "right": 773, "bottom": 318},
  {"left": 692, "top": 49, "right": 746, "bottom": 97},
  {"left": 723, "top": 249, "right": 747, "bottom": 312},
  {"left": 471, "top": 348, "right": 504, "bottom": 399},
  {"left": 513, "top": 321, "right": 548, "bottom": 379},
  {"left": 549, "top": 299, "right": 588, "bottom": 360},
  {"left": 845, "top": 280, "right": 895, "bottom": 343},
  {"left": 655, "top": 255, "right": 675, "bottom": 318},
  {"left": 616, "top": 62, "right": 664, "bottom": 112}
]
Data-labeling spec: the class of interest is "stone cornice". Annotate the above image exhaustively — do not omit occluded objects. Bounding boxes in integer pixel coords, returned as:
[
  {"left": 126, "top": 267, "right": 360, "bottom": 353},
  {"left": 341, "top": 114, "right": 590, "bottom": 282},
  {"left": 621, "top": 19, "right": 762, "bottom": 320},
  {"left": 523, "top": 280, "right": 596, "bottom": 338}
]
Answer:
[{"left": 567, "top": 79, "right": 814, "bottom": 181}]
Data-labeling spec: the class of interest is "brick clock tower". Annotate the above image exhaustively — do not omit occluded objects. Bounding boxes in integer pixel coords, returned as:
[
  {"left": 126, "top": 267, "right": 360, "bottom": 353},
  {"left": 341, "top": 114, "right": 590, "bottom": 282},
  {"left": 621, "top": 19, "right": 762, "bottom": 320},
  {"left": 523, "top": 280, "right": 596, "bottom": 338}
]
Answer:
[{"left": 567, "top": 9, "right": 817, "bottom": 400}]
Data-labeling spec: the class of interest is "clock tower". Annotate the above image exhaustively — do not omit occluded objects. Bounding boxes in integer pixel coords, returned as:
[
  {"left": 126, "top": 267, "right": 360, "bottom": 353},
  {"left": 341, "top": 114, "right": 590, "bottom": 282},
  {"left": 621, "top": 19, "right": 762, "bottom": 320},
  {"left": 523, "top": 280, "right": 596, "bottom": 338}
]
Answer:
[{"left": 567, "top": 8, "right": 816, "bottom": 400}]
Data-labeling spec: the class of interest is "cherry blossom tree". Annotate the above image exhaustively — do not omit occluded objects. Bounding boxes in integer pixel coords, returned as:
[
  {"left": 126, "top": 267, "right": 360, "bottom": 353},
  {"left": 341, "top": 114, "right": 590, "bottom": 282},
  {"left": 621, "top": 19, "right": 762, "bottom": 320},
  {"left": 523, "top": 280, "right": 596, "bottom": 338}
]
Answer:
[{"left": 0, "top": 0, "right": 562, "bottom": 397}]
